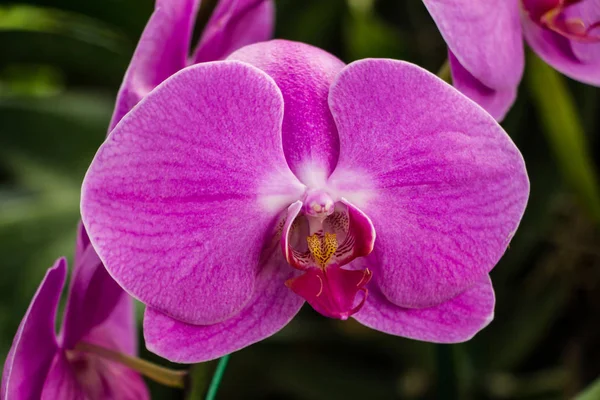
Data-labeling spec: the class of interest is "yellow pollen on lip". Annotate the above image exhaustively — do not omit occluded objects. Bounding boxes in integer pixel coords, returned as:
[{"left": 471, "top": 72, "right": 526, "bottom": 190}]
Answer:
[{"left": 307, "top": 233, "right": 338, "bottom": 268}]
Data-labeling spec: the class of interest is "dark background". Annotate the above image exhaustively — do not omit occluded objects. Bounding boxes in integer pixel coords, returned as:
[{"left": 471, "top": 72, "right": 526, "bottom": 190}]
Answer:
[{"left": 1, "top": 0, "right": 599, "bottom": 398}]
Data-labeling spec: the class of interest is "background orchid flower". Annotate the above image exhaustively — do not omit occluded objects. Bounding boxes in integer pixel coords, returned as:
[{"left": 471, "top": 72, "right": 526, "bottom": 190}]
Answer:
[
  {"left": 81, "top": 39, "right": 529, "bottom": 363},
  {"left": 423, "top": 0, "right": 600, "bottom": 121},
  {"left": 110, "top": 0, "right": 274, "bottom": 130},
  {"left": 1, "top": 225, "right": 148, "bottom": 400}
]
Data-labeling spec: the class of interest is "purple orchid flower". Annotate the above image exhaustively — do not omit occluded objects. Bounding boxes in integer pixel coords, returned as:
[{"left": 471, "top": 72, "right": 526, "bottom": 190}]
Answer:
[
  {"left": 423, "top": 0, "right": 600, "bottom": 121},
  {"left": 110, "top": 0, "right": 274, "bottom": 130},
  {"left": 2, "top": 1, "right": 275, "bottom": 395},
  {"left": 1, "top": 225, "right": 148, "bottom": 399},
  {"left": 81, "top": 39, "right": 529, "bottom": 363}
]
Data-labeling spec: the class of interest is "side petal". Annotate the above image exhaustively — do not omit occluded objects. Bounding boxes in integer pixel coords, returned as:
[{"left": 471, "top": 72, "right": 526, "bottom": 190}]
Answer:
[
  {"left": 449, "top": 50, "right": 518, "bottom": 121},
  {"left": 144, "top": 253, "right": 304, "bottom": 363},
  {"left": 193, "top": 0, "right": 275, "bottom": 62},
  {"left": 327, "top": 59, "right": 529, "bottom": 308},
  {"left": 522, "top": 8, "right": 600, "bottom": 86},
  {"left": 2, "top": 259, "right": 65, "bottom": 400},
  {"left": 353, "top": 275, "right": 495, "bottom": 343},
  {"left": 82, "top": 61, "right": 304, "bottom": 325},
  {"left": 423, "top": 0, "right": 524, "bottom": 90},
  {"left": 109, "top": 0, "right": 200, "bottom": 130},
  {"left": 61, "top": 226, "right": 126, "bottom": 350},
  {"left": 228, "top": 40, "right": 345, "bottom": 183}
]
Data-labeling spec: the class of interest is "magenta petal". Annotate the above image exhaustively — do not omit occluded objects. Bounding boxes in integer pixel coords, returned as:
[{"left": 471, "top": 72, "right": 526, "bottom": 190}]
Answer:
[
  {"left": 423, "top": 0, "right": 524, "bottom": 90},
  {"left": 328, "top": 59, "right": 529, "bottom": 308},
  {"left": 194, "top": 0, "right": 275, "bottom": 63},
  {"left": 41, "top": 352, "right": 149, "bottom": 400},
  {"left": 109, "top": 0, "right": 200, "bottom": 130},
  {"left": 61, "top": 226, "right": 126, "bottom": 349},
  {"left": 353, "top": 275, "right": 495, "bottom": 343},
  {"left": 2, "top": 259, "right": 65, "bottom": 400},
  {"left": 40, "top": 354, "right": 87, "bottom": 400},
  {"left": 228, "top": 40, "right": 345, "bottom": 182},
  {"left": 143, "top": 254, "right": 304, "bottom": 363},
  {"left": 522, "top": 5, "right": 600, "bottom": 85},
  {"left": 449, "top": 51, "right": 518, "bottom": 121},
  {"left": 82, "top": 61, "right": 304, "bottom": 325},
  {"left": 81, "top": 289, "right": 138, "bottom": 357}
]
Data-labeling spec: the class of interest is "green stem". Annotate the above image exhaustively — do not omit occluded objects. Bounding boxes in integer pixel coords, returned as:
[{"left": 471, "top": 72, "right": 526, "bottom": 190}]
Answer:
[
  {"left": 437, "top": 59, "right": 452, "bottom": 83},
  {"left": 205, "top": 354, "right": 231, "bottom": 400},
  {"left": 73, "top": 342, "right": 187, "bottom": 389}
]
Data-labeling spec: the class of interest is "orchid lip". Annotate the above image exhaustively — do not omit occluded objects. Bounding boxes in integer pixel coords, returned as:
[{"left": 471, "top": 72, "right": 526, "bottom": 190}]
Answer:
[
  {"left": 528, "top": 0, "right": 600, "bottom": 42},
  {"left": 285, "top": 266, "right": 373, "bottom": 320},
  {"left": 279, "top": 191, "right": 376, "bottom": 319}
]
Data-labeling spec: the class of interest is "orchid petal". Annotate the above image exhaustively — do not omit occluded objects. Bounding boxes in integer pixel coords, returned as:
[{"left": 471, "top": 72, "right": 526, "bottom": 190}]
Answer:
[
  {"left": 82, "top": 61, "right": 304, "bottom": 325},
  {"left": 423, "top": 0, "right": 524, "bottom": 91},
  {"left": 448, "top": 51, "right": 518, "bottom": 121},
  {"left": 193, "top": 0, "right": 275, "bottom": 63},
  {"left": 41, "top": 354, "right": 87, "bottom": 400},
  {"left": 228, "top": 40, "right": 345, "bottom": 182},
  {"left": 61, "top": 226, "right": 125, "bottom": 349},
  {"left": 109, "top": 0, "right": 200, "bottom": 130},
  {"left": 41, "top": 352, "right": 149, "bottom": 400},
  {"left": 522, "top": 2, "right": 600, "bottom": 85},
  {"left": 81, "top": 290, "right": 138, "bottom": 357},
  {"left": 2, "top": 259, "right": 65, "bottom": 400},
  {"left": 328, "top": 59, "right": 529, "bottom": 308},
  {"left": 353, "top": 275, "right": 495, "bottom": 343},
  {"left": 144, "top": 253, "right": 304, "bottom": 363}
]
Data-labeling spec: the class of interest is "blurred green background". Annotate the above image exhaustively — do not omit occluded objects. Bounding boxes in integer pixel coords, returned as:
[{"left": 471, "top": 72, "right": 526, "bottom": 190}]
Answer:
[{"left": 1, "top": 0, "right": 600, "bottom": 399}]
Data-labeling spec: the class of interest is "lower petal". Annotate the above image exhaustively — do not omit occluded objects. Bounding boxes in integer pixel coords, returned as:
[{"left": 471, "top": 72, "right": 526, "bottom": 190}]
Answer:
[
  {"left": 2, "top": 259, "right": 64, "bottom": 400},
  {"left": 144, "top": 253, "right": 304, "bottom": 363},
  {"left": 449, "top": 51, "right": 518, "bottom": 121},
  {"left": 353, "top": 275, "right": 495, "bottom": 343}
]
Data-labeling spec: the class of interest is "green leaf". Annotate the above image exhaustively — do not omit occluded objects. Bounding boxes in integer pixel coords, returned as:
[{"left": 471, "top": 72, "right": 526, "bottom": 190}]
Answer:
[
  {"left": 526, "top": 52, "right": 600, "bottom": 222},
  {"left": 343, "top": 0, "right": 404, "bottom": 61},
  {"left": 1, "top": 1, "right": 151, "bottom": 38},
  {"left": 0, "top": 91, "right": 113, "bottom": 180},
  {"left": 575, "top": 377, "right": 600, "bottom": 400}
]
